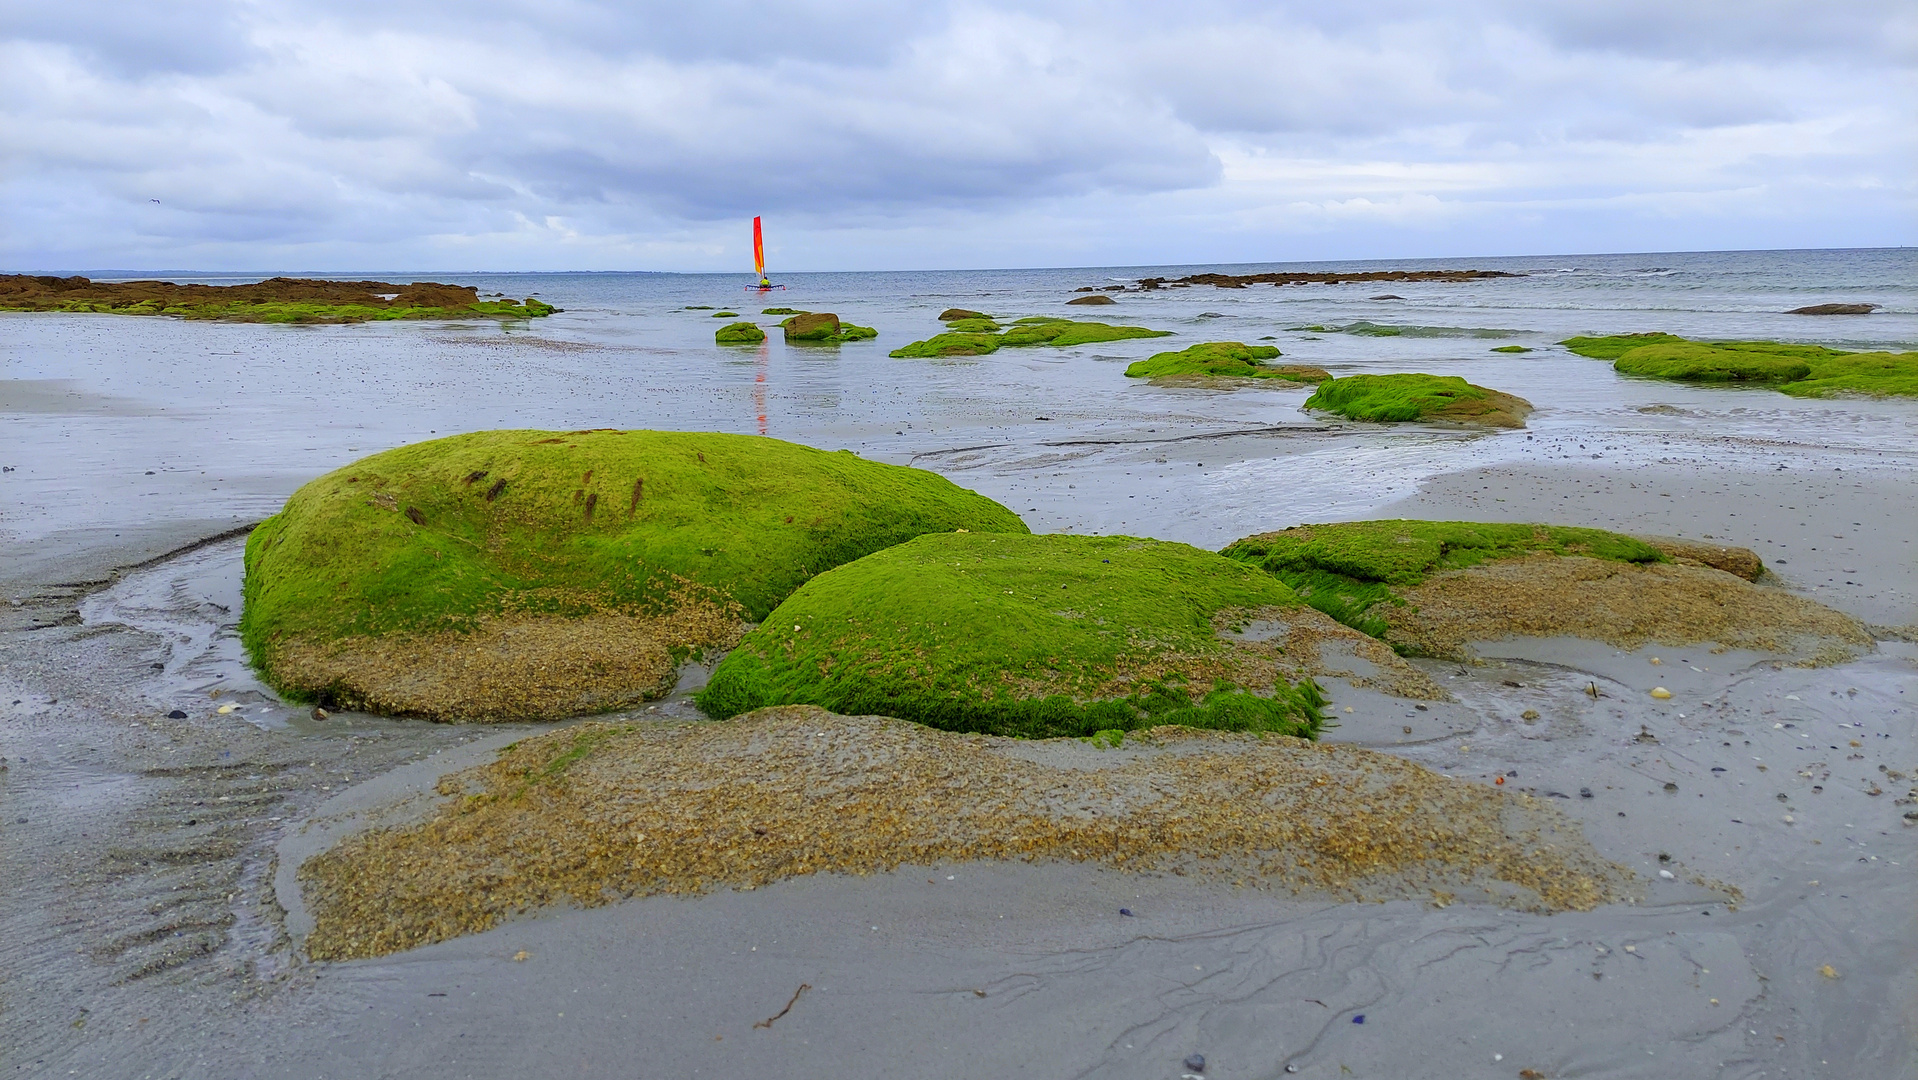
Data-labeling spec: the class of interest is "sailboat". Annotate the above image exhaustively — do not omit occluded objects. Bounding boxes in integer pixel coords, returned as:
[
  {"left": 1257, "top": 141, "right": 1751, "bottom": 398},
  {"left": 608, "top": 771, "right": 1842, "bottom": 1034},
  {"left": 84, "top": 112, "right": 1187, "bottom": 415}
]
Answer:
[{"left": 745, "top": 216, "right": 786, "bottom": 291}]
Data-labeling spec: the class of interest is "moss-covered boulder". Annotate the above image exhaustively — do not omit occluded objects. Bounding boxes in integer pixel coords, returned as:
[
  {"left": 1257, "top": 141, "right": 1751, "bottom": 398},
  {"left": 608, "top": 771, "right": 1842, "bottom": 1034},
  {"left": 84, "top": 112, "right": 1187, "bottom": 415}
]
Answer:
[
  {"left": 1125, "top": 342, "right": 1331, "bottom": 385},
  {"left": 890, "top": 318, "right": 1170, "bottom": 358},
  {"left": 1491, "top": 345, "right": 1532, "bottom": 354},
  {"left": 1222, "top": 520, "right": 1868, "bottom": 663},
  {"left": 938, "top": 308, "right": 987, "bottom": 321},
  {"left": 715, "top": 321, "right": 765, "bottom": 344},
  {"left": 698, "top": 533, "right": 1330, "bottom": 739},
  {"left": 1303, "top": 373, "right": 1531, "bottom": 428},
  {"left": 242, "top": 430, "right": 1029, "bottom": 721},
  {"left": 762, "top": 307, "right": 806, "bottom": 315},
  {"left": 1561, "top": 334, "right": 1918, "bottom": 398},
  {"left": 781, "top": 312, "right": 878, "bottom": 344}
]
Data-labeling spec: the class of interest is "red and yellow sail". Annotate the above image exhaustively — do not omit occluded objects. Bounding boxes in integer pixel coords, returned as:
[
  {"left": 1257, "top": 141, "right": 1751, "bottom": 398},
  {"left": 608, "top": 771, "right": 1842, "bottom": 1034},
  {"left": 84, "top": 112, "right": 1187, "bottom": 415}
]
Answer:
[{"left": 752, "top": 216, "right": 765, "bottom": 276}]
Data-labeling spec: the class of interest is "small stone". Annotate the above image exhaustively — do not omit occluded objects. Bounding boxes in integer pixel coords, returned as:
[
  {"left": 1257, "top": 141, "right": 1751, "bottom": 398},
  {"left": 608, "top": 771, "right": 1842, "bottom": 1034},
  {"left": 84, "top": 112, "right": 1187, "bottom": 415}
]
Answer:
[
  {"left": 1658, "top": 869, "right": 1676, "bottom": 880},
  {"left": 1579, "top": 787, "right": 1593, "bottom": 798},
  {"left": 167, "top": 710, "right": 187, "bottom": 719},
  {"left": 1403, "top": 725, "right": 1413, "bottom": 734},
  {"left": 513, "top": 950, "right": 530, "bottom": 962},
  {"left": 311, "top": 707, "right": 329, "bottom": 722},
  {"left": 1819, "top": 964, "right": 1839, "bottom": 979},
  {"left": 1664, "top": 782, "right": 1678, "bottom": 793},
  {"left": 1521, "top": 709, "right": 1539, "bottom": 721},
  {"left": 1183, "top": 1053, "right": 1206, "bottom": 1072}
]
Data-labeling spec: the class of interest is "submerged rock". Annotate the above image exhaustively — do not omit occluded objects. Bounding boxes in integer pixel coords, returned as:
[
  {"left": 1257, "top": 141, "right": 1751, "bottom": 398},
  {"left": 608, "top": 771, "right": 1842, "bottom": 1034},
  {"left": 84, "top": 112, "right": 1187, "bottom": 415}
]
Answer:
[
  {"left": 1787, "top": 303, "right": 1877, "bottom": 315},
  {"left": 889, "top": 318, "right": 1170, "bottom": 358},
  {"left": 1222, "top": 520, "right": 1869, "bottom": 663},
  {"left": 1065, "top": 294, "right": 1116, "bottom": 305},
  {"left": 241, "top": 430, "right": 1027, "bottom": 721},
  {"left": 1304, "top": 373, "right": 1532, "bottom": 428}
]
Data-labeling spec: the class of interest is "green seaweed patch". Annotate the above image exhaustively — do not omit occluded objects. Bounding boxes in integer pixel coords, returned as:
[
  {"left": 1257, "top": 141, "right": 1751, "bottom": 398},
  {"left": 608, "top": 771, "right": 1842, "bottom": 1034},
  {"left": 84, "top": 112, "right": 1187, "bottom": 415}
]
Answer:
[
  {"left": 711, "top": 311, "right": 739, "bottom": 318},
  {"left": 241, "top": 429, "right": 1028, "bottom": 669},
  {"left": 1303, "top": 374, "right": 1532, "bottom": 428},
  {"left": 684, "top": 306, "right": 715, "bottom": 310},
  {"left": 715, "top": 321, "right": 766, "bottom": 344},
  {"left": 697, "top": 533, "right": 1326, "bottom": 741},
  {"left": 1491, "top": 345, "right": 1532, "bottom": 354},
  {"left": 762, "top": 307, "right": 806, "bottom": 315},
  {"left": 1287, "top": 321, "right": 1520, "bottom": 339},
  {"left": 781, "top": 312, "right": 878, "bottom": 345},
  {"left": 889, "top": 332, "right": 1003, "bottom": 358},
  {"left": 1221, "top": 521, "right": 1664, "bottom": 639},
  {"left": 891, "top": 318, "right": 1169, "bottom": 358},
  {"left": 2, "top": 298, "right": 558, "bottom": 323},
  {"left": 1561, "top": 334, "right": 1918, "bottom": 398},
  {"left": 1125, "top": 342, "right": 1332, "bottom": 383},
  {"left": 942, "top": 317, "right": 1002, "bottom": 333}
]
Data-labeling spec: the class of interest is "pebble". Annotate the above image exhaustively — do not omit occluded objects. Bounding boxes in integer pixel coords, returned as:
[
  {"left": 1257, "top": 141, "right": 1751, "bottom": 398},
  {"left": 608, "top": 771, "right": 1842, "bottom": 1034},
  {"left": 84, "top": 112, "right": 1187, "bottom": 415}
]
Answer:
[
  {"left": 1183, "top": 1053, "right": 1206, "bottom": 1072},
  {"left": 1658, "top": 869, "right": 1676, "bottom": 880},
  {"left": 166, "top": 710, "right": 187, "bottom": 719}
]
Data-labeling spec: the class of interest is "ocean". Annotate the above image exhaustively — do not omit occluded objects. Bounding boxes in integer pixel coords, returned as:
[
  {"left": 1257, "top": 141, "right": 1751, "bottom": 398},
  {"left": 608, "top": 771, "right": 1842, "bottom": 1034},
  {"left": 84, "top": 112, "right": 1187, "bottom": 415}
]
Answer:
[{"left": 3, "top": 247, "right": 1914, "bottom": 587}]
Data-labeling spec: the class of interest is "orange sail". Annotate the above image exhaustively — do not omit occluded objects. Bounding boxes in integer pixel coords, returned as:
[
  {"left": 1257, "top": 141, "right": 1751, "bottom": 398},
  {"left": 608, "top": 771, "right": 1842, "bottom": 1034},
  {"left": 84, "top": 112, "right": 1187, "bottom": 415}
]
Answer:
[{"left": 752, "top": 216, "right": 765, "bottom": 277}]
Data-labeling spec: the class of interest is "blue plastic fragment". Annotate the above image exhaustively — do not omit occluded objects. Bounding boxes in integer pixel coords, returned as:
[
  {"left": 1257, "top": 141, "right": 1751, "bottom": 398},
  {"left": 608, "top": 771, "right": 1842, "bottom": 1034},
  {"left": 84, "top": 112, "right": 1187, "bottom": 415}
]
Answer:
[
  {"left": 1119, "top": 908, "right": 1133, "bottom": 916},
  {"left": 1352, "top": 1014, "right": 1365, "bottom": 1024}
]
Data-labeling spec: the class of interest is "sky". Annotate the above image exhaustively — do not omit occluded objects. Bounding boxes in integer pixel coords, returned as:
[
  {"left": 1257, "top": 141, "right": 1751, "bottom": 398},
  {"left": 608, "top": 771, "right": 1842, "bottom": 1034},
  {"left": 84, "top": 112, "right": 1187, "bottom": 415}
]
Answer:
[{"left": 3, "top": 0, "right": 1915, "bottom": 272}]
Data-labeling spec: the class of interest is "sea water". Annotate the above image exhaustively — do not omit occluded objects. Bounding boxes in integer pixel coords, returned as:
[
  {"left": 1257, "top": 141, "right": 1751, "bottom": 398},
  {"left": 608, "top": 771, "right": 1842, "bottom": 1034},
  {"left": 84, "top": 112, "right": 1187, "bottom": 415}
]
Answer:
[{"left": 2, "top": 247, "right": 1914, "bottom": 586}]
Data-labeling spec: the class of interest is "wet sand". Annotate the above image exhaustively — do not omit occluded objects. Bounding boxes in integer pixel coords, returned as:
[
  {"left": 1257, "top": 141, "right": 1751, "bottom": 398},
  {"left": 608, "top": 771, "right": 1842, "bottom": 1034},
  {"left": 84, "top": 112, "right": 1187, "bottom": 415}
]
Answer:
[
  {"left": 4, "top": 460, "right": 1914, "bottom": 1079},
  {"left": 4, "top": 277, "right": 1918, "bottom": 1077}
]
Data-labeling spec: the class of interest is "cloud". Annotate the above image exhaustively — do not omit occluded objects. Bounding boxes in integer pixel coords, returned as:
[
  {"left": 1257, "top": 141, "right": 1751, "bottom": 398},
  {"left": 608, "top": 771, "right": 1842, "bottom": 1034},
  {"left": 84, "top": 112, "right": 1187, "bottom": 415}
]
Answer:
[{"left": 1, "top": 0, "right": 1911, "bottom": 270}]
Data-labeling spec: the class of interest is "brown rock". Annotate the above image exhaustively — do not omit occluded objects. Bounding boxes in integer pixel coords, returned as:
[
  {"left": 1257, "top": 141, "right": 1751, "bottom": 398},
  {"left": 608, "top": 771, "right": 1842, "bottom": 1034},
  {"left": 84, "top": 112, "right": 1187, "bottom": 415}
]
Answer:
[
  {"left": 1637, "top": 536, "right": 1765, "bottom": 581},
  {"left": 938, "top": 308, "right": 987, "bottom": 321},
  {"left": 1786, "top": 303, "right": 1877, "bottom": 315},
  {"left": 1065, "top": 294, "right": 1116, "bottom": 305}
]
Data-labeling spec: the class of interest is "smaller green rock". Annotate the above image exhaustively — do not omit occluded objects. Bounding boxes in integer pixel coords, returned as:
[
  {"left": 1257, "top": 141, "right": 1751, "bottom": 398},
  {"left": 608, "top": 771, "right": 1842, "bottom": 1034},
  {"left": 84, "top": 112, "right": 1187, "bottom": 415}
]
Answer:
[
  {"left": 715, "top": 321, "right": 765, "bottom": 344},
  {"left": 711, "top": 311, "right": 739, "bottom": 318}
]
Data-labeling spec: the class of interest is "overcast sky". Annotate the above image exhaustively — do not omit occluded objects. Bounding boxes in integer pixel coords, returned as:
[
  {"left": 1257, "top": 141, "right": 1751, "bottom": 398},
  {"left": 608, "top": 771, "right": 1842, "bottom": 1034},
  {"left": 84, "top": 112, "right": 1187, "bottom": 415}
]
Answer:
[{"left": 3, "top": 0, "right": 1914, "bottom": 272}]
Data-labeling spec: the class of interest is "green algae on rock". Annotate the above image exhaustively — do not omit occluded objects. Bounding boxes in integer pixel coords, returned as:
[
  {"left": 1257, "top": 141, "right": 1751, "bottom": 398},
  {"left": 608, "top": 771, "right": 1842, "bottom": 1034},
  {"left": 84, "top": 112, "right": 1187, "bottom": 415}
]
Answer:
[
  {"left": 710, "top": 311, "right": 739, "bottom": 318},
  {"left": 714, "top": 321, "right": 766, "bottom": 344},
  {"left": 1124, "top": 342, "right": 1331, "bottom": 385},
  {"left": 698, "top": 533, "right": 1331, "bottom": 740},
  {"left": 889, "top": 318, "right": 1170, "bottom": 358},
  {"left": 1222, "top": 521, "right": 1667, "bottom": 637},
  {"left": 241, "top": 430, "right": 1028, "bottom": 722},
  {"left": 1491, "top": 345, "right": 1533, "bottom": 353},
  {"left": 1222, "top": 520, "right": 1868, "bottom": 663},
  {"left": 938, "top": 308, "right": 988, "bottom": 321},
  {"left": 761, "top": 307, "right": 806, "bottom": 315},
  {"left": 1304, "top": 373, "right": 1532, "bottom": 428},
  {"left": 0, "top": 275, "right": 556, "bottom": 323},
  {"left": 781, "top": 312, "right": 879, "bottom": 344},
  {"left": 1561, "top": 334, "right": 1918, "bottom": 398}
]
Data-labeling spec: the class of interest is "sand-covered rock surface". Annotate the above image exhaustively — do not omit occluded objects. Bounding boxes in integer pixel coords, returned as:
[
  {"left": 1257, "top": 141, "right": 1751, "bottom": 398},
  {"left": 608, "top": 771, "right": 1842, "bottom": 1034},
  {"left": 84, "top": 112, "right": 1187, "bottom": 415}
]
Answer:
[{"left": 297, "top": 705, "right": 1632, "bottom": 960}]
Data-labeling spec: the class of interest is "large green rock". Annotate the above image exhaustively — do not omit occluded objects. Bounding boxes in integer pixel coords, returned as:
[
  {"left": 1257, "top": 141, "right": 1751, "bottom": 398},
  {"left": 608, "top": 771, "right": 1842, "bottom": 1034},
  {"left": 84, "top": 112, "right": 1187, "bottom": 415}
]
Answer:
[
  {"left": 242, "top": 430, "right": 1027, "bottom": 721},
  {"left": 698, "top": 533, "right": 1327, "bottom": 740}
]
